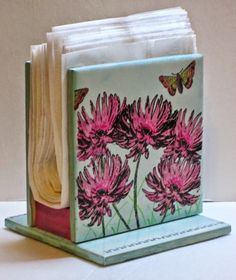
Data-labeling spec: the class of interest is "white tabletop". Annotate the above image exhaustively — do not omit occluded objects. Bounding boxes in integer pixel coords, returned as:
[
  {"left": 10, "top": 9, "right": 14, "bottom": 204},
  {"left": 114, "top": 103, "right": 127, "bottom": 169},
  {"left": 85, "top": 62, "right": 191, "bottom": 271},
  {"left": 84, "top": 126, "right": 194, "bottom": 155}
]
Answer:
[{"left": 0, "top": 201, "right": 235, "bottom": 280}]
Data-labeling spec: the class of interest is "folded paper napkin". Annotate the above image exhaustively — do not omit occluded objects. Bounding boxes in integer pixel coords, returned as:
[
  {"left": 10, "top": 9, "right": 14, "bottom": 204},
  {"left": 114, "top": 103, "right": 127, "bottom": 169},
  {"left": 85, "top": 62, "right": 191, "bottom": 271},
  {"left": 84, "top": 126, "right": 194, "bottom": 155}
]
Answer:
[{"left": 28, "top": 7, "right": 197, "bottom": 208}]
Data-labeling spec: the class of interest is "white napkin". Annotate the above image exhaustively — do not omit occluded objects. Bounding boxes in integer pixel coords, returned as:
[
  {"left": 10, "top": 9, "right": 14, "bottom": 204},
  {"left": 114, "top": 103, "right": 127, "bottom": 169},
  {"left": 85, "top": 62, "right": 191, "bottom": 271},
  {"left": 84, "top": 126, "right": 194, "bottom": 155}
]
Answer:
[{"left": 29, "top": 7, "right": 197, "bottom": 208}]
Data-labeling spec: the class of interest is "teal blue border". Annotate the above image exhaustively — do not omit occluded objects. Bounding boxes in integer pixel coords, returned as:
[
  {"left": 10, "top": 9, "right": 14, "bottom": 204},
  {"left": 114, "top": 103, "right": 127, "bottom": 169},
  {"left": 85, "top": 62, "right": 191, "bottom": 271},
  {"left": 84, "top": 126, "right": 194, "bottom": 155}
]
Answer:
[{"left": 70, "top": 53, "right": 203, "bottom": 73}]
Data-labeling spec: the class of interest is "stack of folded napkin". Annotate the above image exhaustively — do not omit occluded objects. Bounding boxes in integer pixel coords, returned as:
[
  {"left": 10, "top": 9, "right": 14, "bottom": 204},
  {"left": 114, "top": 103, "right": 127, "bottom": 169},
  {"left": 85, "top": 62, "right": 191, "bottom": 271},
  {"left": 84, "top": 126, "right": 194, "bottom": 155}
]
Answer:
[{"left": 28, "top": 7, "right": 197, "bottom": 208}]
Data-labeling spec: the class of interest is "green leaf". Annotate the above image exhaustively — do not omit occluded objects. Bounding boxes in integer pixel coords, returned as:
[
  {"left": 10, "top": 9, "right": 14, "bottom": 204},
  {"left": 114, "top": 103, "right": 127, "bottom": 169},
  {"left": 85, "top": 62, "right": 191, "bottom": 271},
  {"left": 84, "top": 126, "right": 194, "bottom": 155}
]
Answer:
[{"left": 105, "top": 202, "right": 127, "bottom": 229}]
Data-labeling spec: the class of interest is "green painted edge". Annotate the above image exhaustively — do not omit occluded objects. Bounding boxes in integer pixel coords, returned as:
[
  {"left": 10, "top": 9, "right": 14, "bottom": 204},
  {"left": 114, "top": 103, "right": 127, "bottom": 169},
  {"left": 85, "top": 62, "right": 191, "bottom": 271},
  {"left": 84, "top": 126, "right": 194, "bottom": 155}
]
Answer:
[
  {"left": 198, "top": 55, "right": 203, "bottom": 214},
  {"left": 67, "top": 70, "right": 79, "bottom": 243},
  {"left": 25, "top": 61, "right": 34, "bottom": 226},
  {"left": 199, "top": 55, "right": 204, "bottom": 209}
]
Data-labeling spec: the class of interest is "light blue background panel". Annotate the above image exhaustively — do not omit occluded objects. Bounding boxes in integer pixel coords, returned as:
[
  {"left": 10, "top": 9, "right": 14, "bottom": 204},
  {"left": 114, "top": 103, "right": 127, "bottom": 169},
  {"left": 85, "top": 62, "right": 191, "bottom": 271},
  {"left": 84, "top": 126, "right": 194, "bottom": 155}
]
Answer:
[{"left": 67, "top": 54, "right": 203, "bottom": 243}]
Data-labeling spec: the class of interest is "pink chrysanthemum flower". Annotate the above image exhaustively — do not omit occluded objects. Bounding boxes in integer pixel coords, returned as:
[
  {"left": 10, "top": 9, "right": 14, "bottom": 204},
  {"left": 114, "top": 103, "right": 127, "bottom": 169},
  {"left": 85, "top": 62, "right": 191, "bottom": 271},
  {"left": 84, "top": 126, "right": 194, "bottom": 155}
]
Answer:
[
  {"left": 77, "top": 153, "right": 133, "bottom": 226},
  {"left": 163, "top": 109, "right": 203, "bottom": 161},
  {"left": 143, "top": 158, "right": 200, "bottom": 217},
  {"left": 114, "top": 95, "right": 178, "bottom": 161},
  {"left": 77, "top": 92, "right": 126, "bottom": 161}
]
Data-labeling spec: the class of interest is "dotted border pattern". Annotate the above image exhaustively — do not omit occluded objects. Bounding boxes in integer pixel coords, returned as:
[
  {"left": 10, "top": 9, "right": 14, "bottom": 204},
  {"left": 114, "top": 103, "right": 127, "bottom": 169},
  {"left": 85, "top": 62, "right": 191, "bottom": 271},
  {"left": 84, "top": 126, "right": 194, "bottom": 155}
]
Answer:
[{"left": 104, "top": 221, "right": 224, "bottom": 254}]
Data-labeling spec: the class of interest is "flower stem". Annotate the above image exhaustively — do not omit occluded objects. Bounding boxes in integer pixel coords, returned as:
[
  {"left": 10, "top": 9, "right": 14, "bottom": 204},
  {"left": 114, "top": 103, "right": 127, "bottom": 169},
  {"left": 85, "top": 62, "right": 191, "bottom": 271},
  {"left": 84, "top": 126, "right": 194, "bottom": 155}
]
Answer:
[
  {"left": 100, "top": 155, "right": 104, "bottom": 171},
  {"left": 102, "top": 216, "right": 106, "bottom": 237},
  {"left": 100, "top": 155, "right": 106, "bottom": 237},
  {"left": 113, "top": 204, "right": 131, "bottom": 230},
  {"left": 160, "top": 211, "right": 167, "bottom": 224},
  {"left": 134, "top": 154, "right": 141, "bottom": 228}
]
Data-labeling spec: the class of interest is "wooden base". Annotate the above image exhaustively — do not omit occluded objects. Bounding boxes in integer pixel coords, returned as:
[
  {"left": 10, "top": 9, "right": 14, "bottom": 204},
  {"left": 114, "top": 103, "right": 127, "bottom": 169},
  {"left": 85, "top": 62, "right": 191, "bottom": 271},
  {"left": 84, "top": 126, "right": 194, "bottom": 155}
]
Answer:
[{"left": 5, "top": 214, "right": 231, "bottom": 266}]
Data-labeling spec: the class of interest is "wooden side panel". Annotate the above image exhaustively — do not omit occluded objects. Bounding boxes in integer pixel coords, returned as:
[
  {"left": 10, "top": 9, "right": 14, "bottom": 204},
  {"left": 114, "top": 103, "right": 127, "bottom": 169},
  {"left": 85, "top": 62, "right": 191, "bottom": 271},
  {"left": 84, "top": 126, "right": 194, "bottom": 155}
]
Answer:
[
  {"left": 67, "top": 69, "right": 79, "bottom": 243},
  {"left": 25, "top": 61, "right": 35, "bottom": 226}
]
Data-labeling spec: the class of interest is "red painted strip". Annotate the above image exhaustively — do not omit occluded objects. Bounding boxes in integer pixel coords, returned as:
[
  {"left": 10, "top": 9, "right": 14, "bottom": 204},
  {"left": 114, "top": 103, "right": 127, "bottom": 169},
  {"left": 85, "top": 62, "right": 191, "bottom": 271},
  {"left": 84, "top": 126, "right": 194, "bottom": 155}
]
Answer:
[{"left": 35, "top": 202, "right": 71, "bottom": 240}]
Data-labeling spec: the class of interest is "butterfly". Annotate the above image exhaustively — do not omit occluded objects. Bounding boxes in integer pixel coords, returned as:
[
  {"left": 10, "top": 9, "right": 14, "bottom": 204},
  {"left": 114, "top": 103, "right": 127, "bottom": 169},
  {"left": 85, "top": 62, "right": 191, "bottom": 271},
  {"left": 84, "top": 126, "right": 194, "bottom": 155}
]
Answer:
[
  {"left": 159, "top": 60, "right": 196, "bottom": 96},
  {"left": 74, "top": 88, "right": 89, "bottom": 110}
]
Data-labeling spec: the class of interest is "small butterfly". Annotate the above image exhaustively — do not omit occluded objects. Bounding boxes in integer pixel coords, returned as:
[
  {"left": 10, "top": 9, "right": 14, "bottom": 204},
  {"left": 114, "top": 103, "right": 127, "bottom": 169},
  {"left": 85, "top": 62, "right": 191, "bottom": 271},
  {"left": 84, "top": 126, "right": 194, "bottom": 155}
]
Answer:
[
  {"left": 74, "top": 88, "right": 89, "bottom": 110},
  {"left": 159, "top": 60, "right": 196, "bottom": 96}
]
